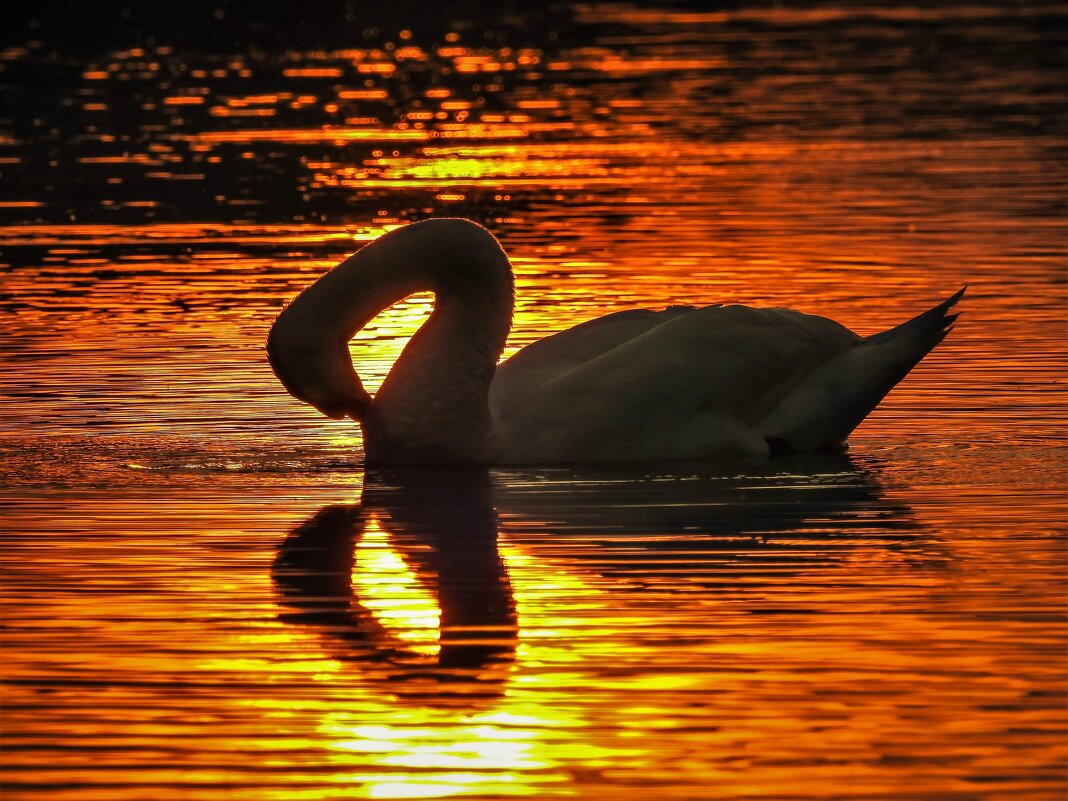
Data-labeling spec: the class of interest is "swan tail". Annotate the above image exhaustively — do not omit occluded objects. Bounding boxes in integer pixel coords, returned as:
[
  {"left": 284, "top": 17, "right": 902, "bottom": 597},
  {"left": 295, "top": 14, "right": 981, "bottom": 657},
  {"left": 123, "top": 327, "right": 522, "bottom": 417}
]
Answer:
[
  {"left": 760, "top": 287, "right": 965, "bottom": 455},
  {"left": 865, "top": 285, "right": 965, "bottom": 349}
]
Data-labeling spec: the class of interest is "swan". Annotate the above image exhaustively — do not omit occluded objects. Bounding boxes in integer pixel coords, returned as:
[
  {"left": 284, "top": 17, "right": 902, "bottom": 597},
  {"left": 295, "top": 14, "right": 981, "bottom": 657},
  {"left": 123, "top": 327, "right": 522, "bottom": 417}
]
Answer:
[{"left": 266, "top": 218, "right": 963, "bottom": 465}]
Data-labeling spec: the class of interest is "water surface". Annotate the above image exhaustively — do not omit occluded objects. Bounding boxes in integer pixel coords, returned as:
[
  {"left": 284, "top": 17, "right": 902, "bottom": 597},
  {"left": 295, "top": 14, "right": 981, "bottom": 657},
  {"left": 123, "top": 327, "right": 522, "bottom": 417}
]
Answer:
[{"left": 1, "top": 3, "right": 1065, "bottom": 799}]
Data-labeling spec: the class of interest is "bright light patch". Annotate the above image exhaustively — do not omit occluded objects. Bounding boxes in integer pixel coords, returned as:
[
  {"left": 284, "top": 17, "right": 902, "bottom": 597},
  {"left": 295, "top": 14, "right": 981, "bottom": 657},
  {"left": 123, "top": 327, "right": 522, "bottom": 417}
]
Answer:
[{"left": 352, "top": 518, "right": 441, "bottom": 657}]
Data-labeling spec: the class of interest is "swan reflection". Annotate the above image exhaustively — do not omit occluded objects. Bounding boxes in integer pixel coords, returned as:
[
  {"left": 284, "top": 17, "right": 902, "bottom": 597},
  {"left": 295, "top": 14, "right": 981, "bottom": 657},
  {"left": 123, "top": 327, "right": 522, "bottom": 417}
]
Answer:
[
  {"left": 274, "top": 455, "right": 936, "bottom": 705},
  {"left": 273, "top": 467, "right": 517, "bottom": 703}
]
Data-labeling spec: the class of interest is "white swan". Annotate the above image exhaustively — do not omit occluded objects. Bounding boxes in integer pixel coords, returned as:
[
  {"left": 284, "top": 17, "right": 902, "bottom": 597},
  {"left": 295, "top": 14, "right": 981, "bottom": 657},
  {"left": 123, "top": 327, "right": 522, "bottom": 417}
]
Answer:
[{"left": 266, "top": 218, "right": 963, "bottom": 465}]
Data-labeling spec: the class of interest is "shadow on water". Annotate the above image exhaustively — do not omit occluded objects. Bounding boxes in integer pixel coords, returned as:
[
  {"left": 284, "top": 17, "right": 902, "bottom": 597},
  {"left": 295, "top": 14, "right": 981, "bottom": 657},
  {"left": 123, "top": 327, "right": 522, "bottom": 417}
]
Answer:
[
  {"left": 491, "top": 453, "right": 942, "bottom": 582},
  {"left": 273, "top": 454, "right": 943, "bottom": 706}
]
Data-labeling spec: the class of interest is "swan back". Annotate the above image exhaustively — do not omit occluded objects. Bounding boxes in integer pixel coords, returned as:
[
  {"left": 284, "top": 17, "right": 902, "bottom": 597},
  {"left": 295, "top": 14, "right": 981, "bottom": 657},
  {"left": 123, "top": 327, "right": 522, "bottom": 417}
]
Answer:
[{"left": 490, "top": 304, "right": 860, "bottom": 462}]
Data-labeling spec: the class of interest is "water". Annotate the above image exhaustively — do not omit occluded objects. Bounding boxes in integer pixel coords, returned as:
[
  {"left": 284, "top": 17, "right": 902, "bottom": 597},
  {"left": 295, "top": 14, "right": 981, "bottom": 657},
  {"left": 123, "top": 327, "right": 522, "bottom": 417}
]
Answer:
[{"left": 1, "top": 3, "right": 1065, "bottom": 799}]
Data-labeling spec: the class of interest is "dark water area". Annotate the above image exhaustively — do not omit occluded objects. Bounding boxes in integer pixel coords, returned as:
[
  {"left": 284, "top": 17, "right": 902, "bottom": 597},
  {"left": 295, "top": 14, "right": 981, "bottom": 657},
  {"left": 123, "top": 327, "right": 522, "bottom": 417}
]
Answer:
[{"left": 1, "top": 2, "right": 1066, "bottom": 799}]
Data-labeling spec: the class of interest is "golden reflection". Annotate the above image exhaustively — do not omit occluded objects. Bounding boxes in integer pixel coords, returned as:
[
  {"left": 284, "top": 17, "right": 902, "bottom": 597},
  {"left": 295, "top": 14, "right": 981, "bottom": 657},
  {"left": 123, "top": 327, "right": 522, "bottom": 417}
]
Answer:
[
  {"left": 261, "top": 460, "right": 948, "bottom": 798},
  {"left": 0, "top": 222, "right": 390, "bottom": 246},
  {"left": 272, "top": 467, "right": 619, "bottom": 798},
  {"left": 339, "top": 89, "right": 389, "bottom": 100},
  {"left": 282, "top": 67, "right": 344, "bottom": 78},
  {"left": 2, "top": 13, "right": 1064, "bottom": 797},
  {"left": 191, "top": 128, "right": 430, "bottom": 143},
  {"left": 273, "top": 468, "right": 518, "bottom": 704},
  {"left": 353, "top": 518, "right": 441, "bottom": 658}
]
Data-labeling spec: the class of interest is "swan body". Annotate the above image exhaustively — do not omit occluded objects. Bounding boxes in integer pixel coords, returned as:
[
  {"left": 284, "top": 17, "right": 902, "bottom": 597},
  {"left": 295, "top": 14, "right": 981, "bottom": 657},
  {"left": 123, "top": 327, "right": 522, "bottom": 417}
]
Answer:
[{"left": 267, "top": 218, "right": 963, "bottom": 465}]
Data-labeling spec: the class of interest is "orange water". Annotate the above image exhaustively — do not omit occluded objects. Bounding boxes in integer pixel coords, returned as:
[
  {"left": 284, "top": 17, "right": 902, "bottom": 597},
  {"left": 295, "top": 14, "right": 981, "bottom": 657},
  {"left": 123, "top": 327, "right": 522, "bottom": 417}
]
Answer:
[{"left": 2, "top": 4, "right": 1066, "bottom": 799}]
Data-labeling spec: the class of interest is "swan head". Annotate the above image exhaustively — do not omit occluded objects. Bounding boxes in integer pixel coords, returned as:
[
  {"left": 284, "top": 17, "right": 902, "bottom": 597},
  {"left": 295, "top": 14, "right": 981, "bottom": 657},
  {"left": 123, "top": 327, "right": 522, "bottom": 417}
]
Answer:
[{"left": 266, "top": 321, "right": 371, "bottom": 421}]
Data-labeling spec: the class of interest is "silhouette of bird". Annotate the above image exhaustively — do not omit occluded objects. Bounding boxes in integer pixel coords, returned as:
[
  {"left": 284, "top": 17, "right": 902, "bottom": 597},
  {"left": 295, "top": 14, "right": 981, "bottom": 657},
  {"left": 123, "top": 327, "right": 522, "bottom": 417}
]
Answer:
[{"left": 267, "top": 218, "right": 963, "bottom": 465}]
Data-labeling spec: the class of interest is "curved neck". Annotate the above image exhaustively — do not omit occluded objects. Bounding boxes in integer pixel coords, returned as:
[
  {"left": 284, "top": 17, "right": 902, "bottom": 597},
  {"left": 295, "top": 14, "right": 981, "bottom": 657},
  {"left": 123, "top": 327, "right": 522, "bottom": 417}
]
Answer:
[{"left": 269, "top": 219, "right": 514, "bottom": 464}]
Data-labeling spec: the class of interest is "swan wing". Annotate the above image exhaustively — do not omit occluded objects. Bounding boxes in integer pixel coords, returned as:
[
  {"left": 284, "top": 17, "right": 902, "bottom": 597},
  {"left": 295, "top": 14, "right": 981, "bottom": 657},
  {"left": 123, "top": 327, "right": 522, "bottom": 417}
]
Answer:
[{"left": 490, "top": 304, "right": 859, "bottom": 461}]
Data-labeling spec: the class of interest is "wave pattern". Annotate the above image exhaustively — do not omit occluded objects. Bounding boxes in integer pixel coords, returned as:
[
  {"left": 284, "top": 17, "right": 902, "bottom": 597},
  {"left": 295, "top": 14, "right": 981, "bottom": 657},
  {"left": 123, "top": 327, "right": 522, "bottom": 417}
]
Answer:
[{"left": 1, "top": 3, "right": 1065, "bottom": 799}]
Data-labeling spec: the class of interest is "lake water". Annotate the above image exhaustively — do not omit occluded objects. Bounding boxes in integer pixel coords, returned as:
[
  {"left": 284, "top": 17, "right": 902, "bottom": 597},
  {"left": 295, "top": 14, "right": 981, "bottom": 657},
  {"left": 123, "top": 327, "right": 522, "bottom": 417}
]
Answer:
[{"left": 1, "top": 3, "right": 1065, "bottom": 799}]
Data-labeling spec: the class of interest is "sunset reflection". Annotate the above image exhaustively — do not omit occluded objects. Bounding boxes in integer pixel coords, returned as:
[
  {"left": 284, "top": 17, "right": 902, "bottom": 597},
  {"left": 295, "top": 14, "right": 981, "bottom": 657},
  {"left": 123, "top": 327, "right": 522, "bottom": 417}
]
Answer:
[
  {"left": 353, "top": 519, "right": 442, "bottom": 659},
  {"left": 1, "top": 2, "right": 1065, "bottom": 799},
  {"left": 248, "top": 461, "right": 979, "bottom": 798}
]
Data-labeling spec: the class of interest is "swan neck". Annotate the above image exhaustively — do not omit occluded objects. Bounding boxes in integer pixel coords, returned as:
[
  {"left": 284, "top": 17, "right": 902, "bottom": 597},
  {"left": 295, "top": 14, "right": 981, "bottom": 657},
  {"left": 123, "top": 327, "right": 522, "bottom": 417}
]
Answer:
[
  {"left": 268, "top": 219, "right": 513, "bottom": 429},
  {"left": 363, "top": 222, "right": 515, "bottom": 464}
]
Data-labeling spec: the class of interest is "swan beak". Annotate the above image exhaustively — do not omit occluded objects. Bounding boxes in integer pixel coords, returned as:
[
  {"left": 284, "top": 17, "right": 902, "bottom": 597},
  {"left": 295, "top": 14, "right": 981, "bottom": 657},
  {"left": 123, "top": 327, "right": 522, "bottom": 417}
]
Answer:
[
  {"left": 345, "top": 395, "right": 371, "bottom": 421},
  {"left": 314, "top": 392, "right": 371, "bottom": 422}
]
